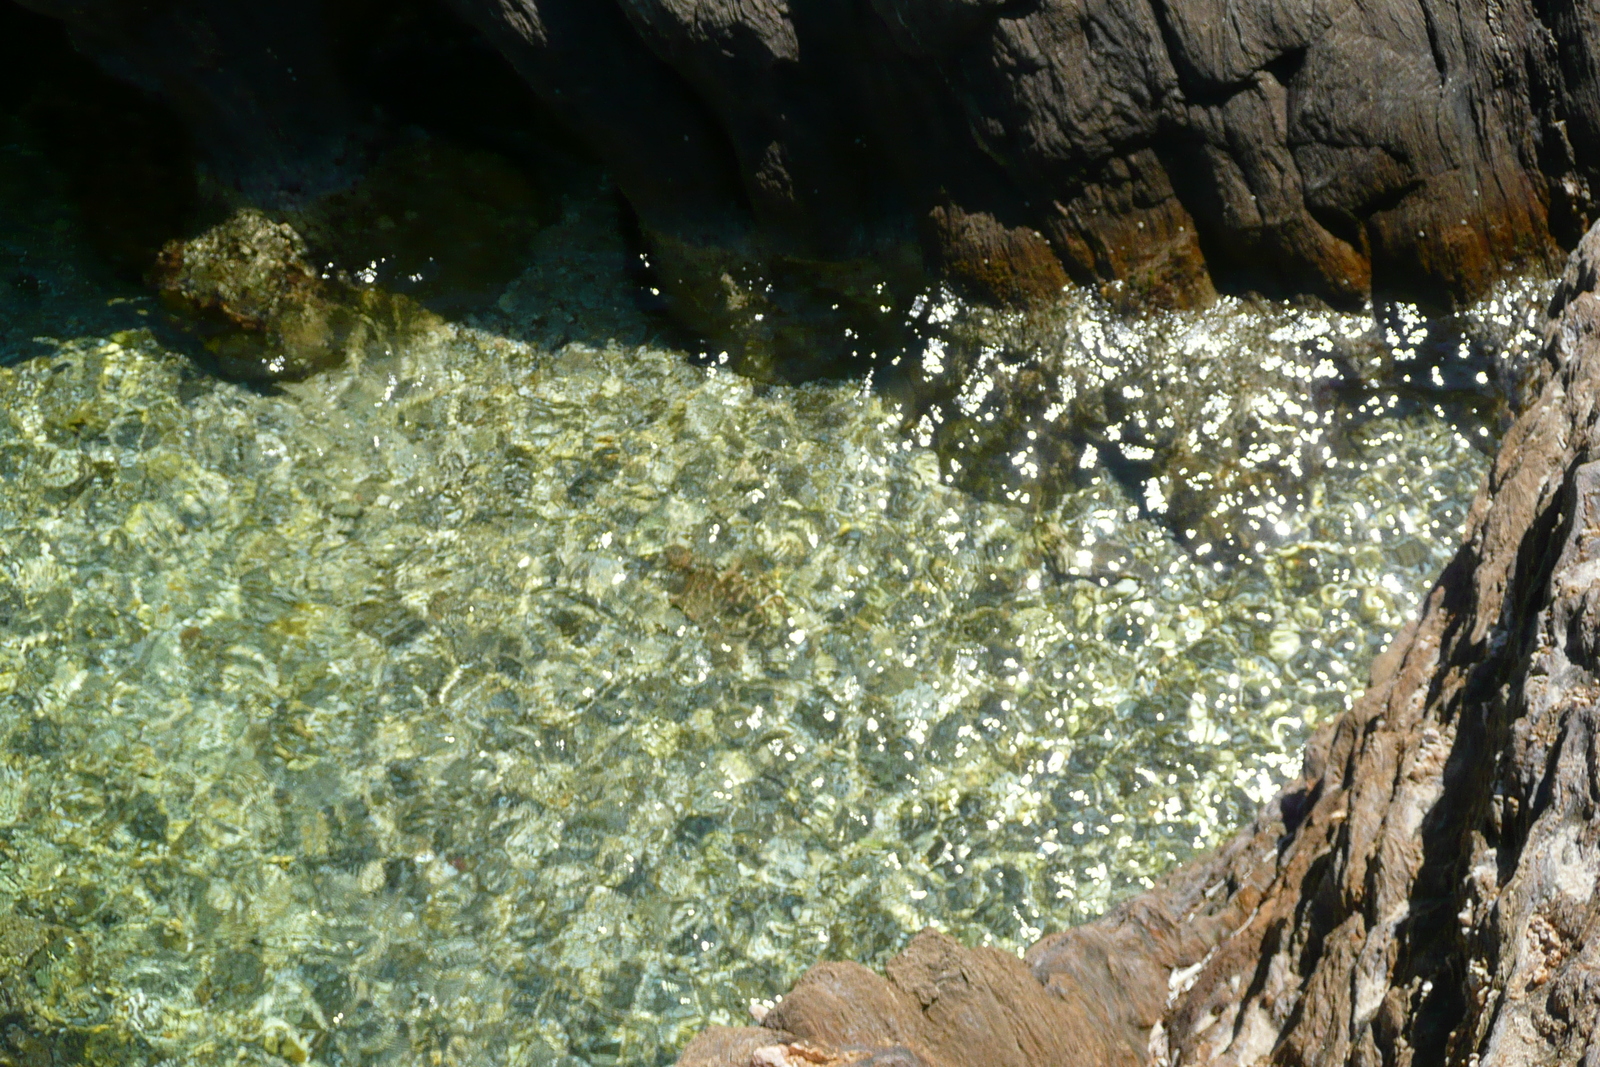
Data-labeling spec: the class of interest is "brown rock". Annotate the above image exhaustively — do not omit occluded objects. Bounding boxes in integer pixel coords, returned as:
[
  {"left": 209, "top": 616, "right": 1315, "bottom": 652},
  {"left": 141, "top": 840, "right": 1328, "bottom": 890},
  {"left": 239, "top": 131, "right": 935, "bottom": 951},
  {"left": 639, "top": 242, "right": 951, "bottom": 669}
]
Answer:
[
  {"left": 1046, "top": 149, "right": 1217, "bottom": 309},
  {"left": 23, "top": 0, "right": 1596, "bottom": 372},
  {"left": 744, "top": 928, "right": 1144, "bottom": 1067},
  {"left": 675, "top": 1027, "right": 797, "bottom": 1067},
  {"left": 151, "top": 208, "right": 439, "bottom": 381},
  {"left": 929, "top": 205, "right": 1070, "bottom": 308}
]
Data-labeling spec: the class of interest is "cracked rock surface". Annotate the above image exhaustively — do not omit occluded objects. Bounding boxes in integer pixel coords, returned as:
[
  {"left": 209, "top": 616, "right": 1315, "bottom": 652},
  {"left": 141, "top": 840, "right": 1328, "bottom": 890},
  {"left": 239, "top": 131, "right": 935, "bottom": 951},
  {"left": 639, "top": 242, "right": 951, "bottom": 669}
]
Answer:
[
  {"left": 445, "top": 0, "right": 1595, "bottom": 310},
  {"left": 15, "top": 0, "right": 1600, "bottom": 325}
]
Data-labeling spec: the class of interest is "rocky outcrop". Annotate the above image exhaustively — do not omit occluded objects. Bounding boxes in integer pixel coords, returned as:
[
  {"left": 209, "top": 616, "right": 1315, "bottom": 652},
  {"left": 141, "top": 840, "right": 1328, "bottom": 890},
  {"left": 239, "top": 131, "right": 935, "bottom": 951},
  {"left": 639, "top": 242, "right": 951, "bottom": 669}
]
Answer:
[
  {"left": 670, "top": 219, "right": 1600, "bottom": 1063},
  {"left": 445, "top": 0, "right": 1596, "bottom": 313},
  {"left": 10, "top": 0, "right": 1600, "bottom": 362}
]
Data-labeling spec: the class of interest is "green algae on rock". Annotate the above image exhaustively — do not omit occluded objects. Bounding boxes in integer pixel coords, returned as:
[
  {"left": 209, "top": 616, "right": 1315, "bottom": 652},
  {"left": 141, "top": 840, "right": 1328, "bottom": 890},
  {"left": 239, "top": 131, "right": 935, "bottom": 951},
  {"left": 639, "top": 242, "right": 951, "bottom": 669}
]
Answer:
[{"left": 150, "top": 208, "right": 444, "bottom": 382}]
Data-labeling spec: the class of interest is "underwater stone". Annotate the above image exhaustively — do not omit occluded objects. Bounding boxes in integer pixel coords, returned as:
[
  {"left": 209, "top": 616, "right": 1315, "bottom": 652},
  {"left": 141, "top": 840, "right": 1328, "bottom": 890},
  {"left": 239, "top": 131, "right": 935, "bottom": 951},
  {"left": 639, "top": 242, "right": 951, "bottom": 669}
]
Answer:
[
  {"left": 287, "top": 137, "right": 550, "bottom": 317},
  {"left": 150, "top": 208, "right": 347, "bottom": 380},
  {"left": 150, "top": 208, "right": 439, "bottom": 381}
]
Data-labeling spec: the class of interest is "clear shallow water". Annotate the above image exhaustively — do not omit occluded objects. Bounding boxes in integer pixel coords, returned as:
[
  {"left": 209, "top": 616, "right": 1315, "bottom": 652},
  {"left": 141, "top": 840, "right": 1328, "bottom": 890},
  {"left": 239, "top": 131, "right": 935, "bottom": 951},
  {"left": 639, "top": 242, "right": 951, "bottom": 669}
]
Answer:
[{"left": 0, "top": 165, "right": 1554, "bottom": 1064}]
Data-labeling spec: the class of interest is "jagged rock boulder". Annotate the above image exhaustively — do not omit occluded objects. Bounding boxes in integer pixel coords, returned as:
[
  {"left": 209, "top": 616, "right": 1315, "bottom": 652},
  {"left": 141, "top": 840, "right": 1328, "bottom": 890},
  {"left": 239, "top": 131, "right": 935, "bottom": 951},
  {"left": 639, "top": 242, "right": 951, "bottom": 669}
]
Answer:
[
  {"left": 670, "top": 219, "right": 1600, "bottom": 1063},
  {"left": 447, "top": 0, "right": 1597, "bottom": 311},
  {"left": 12, "top": 0, "right": 1600, "bottom": 362},
  {"left": 151, "top": 208, "right": 439, "bottom": 380}
]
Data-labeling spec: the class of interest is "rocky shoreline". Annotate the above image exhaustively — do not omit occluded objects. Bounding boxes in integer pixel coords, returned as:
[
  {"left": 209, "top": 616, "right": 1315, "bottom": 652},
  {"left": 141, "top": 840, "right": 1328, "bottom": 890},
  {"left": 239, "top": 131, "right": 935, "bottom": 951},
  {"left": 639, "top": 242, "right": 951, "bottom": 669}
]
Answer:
[
  {"left": 6, "top": 3, "right": 1600, "bottom": 1063},
  {"left": 673, "top": 220, "right": 1600, "bottom": 1067},
  {"left": 8, "top": 0, "right": 1600, "bottom": 371}
]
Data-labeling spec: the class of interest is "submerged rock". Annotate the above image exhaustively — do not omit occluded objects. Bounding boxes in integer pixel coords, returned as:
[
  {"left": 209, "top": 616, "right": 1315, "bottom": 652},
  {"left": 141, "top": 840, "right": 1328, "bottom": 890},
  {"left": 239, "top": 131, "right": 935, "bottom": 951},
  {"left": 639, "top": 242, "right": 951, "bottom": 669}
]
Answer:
[
  {"left": 151, "top": 208, "right": 440, "bottom": 380},
  {"left": 672, "top": 221, "right": 1600, "bottom": 1063}
]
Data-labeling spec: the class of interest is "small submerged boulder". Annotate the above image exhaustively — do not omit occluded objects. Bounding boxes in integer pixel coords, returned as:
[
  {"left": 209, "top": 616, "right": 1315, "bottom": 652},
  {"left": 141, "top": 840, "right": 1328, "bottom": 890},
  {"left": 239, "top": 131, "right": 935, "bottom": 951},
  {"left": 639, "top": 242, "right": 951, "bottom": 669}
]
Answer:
[
  {"left": 150, "top": 209, "right": 331, "bottom": 379},
  {"left": 150, "top": 208, "right": 436, "bottom": 381}
]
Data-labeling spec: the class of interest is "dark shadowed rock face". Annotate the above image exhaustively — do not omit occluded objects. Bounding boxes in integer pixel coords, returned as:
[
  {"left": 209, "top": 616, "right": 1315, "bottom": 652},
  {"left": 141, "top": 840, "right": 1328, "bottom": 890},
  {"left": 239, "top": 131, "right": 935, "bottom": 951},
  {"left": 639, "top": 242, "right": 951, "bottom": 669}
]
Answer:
[
  {"left": 670, "top": 221, "right": 1600, "bottom": 1064},
  {"left": 443, "top": 0, "right": 1596, "bottom": 311},
  {"left": 12, "top": 0, "right": 362, "bottom": 206},
  {"left": 11, "top": 0, "right": 1599, "bottom": 363}
]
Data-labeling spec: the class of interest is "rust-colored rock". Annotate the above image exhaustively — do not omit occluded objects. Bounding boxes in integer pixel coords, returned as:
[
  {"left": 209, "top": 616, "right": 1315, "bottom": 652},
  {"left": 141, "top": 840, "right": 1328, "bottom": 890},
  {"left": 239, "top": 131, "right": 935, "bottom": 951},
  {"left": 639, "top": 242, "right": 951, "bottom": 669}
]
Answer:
[
  {"left": 929, "top": 205, "right": 1071, "bottom": 308},
  {"left": 1045, "top": 149, "right": 1217, "bottom": 309},
  {"left": 673, "top": 220, "right": 1600, "bottom": 1065}
]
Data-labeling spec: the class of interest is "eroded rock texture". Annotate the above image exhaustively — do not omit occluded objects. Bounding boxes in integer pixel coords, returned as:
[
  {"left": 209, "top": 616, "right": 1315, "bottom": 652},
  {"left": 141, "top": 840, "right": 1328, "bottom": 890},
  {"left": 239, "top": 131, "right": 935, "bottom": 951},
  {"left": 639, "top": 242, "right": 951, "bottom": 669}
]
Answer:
[
  {"left": 11, "top": 0, "right": 1599, "bottom": 329},
  {"left": 672, "top": 220, "right": 1600, "bottom": 1064},
  {"left": 151, "top": 208, "right": 442, "bottom": 380},
  {"left": 447, "top": 0, "right": 1597, "bottom": 309}
]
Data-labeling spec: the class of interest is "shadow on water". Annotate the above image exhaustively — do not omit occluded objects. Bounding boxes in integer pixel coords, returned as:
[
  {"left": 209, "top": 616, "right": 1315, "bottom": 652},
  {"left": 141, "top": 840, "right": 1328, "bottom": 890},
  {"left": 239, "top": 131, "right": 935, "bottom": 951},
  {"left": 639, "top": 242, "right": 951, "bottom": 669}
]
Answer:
[
  {"left": 1, "top": 0, "right": 1539, "bottom": 554},
  {"left": 0, "top": 4, "right": 183, "bottom": 364},
  {"left": 0, "top": 0, "right": 625, "bottom": 367}
]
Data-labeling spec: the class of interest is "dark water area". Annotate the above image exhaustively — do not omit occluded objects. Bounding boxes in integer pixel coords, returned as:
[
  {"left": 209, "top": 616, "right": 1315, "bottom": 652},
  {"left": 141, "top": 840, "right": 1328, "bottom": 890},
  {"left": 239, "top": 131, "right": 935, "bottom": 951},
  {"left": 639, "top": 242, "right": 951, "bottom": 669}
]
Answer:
[{"left": 0, "top": 12, "right": 1557, "bottom": 1065}]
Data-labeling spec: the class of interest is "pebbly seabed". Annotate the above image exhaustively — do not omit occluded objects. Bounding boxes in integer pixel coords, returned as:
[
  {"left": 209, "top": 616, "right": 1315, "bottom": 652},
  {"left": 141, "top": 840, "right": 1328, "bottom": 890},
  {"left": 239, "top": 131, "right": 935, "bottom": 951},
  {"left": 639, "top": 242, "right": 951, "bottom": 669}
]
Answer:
[{"left": 0, "top": 164, "right": 1555, "bottom": 1066}]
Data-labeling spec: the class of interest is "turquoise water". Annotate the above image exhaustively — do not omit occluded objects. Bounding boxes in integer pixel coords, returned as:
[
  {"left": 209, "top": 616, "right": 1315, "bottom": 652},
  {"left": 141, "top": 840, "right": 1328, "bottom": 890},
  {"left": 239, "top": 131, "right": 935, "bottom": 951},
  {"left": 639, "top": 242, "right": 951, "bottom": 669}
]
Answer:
[{"left": 0, "top": 132, "right": 1551, "bottom": 1066}]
